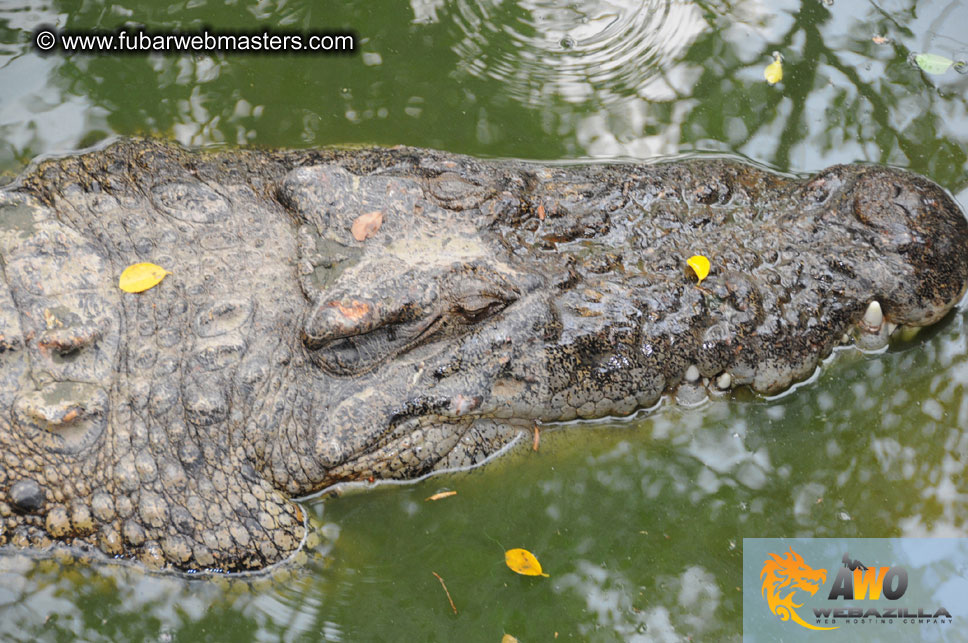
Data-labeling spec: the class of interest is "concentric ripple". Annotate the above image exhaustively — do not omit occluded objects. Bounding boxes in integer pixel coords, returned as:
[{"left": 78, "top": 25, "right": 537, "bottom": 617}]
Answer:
[{"left": 448, "top": 0, "right": 707, "bottom": 105}]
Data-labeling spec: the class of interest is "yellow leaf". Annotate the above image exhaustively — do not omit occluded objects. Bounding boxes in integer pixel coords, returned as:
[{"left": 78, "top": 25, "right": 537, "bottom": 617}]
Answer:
[
  {"left": 505, "top": 548, "right": 549, "bottom": 577},
  {"left": 119, "top": 262, "right": 170, "bottom": 293},
  {"left": 764, "top": 52, "right": 783, "bottom": 85},
  {"left": 686, "top": 255, "right": 710, "bottom": 283},
  {"left": 425, "top": 491, "right": 457, "bottom": 501},
  {"left": 502, "top": 635, "right": 520, "bottom": 643}
]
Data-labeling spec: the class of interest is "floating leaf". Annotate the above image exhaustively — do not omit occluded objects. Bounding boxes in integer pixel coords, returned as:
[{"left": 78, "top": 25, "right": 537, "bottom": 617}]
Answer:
[
  {"left": 351, "top": 210, "right": 383, "bottom": 241},
  {"left": 425, "top": 491, "right": 457, "bottom": 501},
  {"left": 914, "top": 53, "right": 954, "bottom": 75},
  {"left": 686, "top": 255, "right": 710, "bottom": 283},
  {"left": 505, "top": 548, "right": 549, "bottom": 577},
  {"left": 764, "top": 60, "right": 783, "bottom": 84},
  {"left": 871, "top": 35, "right": 889, "bottom": 45},
  {"left": 119, "top": 262, "right": 169, "bottom": 293},
  {"left": 502, "top": 636, "right": 520, "bottom": 643},
  {"left": 764, "top": 52, "right": 783, "bottom": 85}
]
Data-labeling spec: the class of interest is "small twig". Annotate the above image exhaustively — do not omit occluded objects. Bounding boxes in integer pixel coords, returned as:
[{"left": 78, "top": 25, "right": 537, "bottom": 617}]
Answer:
[
  {"left": 532, "top": 422, "right": 540, "bottom": 452},
  {"left": 432, "top": 571, "right": 457, "bottom": 615}
]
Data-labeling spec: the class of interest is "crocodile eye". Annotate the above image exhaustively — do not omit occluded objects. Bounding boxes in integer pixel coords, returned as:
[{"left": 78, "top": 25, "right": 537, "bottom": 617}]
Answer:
[
  {"left": 454, "top": 293, "right": 511, "bottom": 323},
  {"left": 302, "top": 299, "right": 443, "bottom": 376}
]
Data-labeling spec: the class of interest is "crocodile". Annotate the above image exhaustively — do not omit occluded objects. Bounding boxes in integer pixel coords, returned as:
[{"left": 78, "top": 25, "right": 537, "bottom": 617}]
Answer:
[{"left": 0, "top": 138, "right": 965, "bottom": 573}]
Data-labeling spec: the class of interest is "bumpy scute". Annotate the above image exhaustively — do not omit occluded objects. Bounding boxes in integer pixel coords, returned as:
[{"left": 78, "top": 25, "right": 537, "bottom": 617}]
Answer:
[{"left": 0, "top": 139, "right": 964, "bottom": 573}]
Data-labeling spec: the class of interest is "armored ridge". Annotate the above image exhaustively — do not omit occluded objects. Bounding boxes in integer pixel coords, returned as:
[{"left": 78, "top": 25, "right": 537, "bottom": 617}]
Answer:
[{"left": 0, "top": 139, "right": 965, "bottom": 572}]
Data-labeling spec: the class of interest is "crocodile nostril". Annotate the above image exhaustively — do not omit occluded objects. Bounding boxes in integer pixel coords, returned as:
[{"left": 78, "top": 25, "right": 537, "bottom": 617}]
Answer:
[{"left": 849, "top": 173, "right": 923, "bottom": 235}]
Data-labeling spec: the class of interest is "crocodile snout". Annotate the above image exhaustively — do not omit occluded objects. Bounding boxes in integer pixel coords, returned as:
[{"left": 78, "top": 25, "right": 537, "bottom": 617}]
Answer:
[{"left": 849, "top": 168, "right": 968, "bottom": 326}]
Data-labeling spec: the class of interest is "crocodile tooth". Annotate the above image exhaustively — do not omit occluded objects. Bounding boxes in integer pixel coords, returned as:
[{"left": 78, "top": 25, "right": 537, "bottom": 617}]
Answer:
[
  {"left": 855, "top": 300, "right": 890, "bottom": 351},
  {"left": 886, "top": 322, "right": 898, "bottom": 336},
  {"left": 685, "top": 364, "right": 700, "bottom": 382},
  {"left": 861, "top": 300, "right": 883, "bottom": 333},
  {"left": 715, "top": 372, "right": 732, "bottom": 390}
]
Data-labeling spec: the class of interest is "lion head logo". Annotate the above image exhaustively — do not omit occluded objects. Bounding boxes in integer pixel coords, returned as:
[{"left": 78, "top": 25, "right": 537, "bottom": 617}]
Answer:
[{"left": 760, "top": 547, "right": 837, "bottom": 631}]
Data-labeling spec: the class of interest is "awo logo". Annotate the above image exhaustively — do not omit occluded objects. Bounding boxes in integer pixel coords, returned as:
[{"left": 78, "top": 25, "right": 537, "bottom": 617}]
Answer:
[
  {"left": 824, "top": 553, "right": 907, "bottom": 603},
  {"left": 757, "top": 546, "right": 953, "bottom": 632},
  {"left": 760, "top": 547, "right": 835, "bottom": 631}
]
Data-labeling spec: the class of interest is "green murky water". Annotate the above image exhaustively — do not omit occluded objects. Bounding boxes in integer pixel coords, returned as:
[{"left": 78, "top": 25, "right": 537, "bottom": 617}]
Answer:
[{"left": 2, "top": 0, "right": 968, "bottom": 640}]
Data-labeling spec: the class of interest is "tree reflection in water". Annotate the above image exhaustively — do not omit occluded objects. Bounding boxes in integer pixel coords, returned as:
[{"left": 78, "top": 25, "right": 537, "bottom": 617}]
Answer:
[{"left": 0, "top": 0, "right": 967, "bottom": 639}]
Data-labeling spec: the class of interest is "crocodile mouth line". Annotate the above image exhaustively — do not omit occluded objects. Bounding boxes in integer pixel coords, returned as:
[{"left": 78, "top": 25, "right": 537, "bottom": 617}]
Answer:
[{"left": 345, "top": 410, "right": 526, "bottom": 479}]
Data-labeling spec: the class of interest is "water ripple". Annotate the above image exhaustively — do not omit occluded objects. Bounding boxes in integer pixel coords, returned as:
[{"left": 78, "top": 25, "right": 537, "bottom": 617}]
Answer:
[{"left": 448, "top": 0, "right": 708, "bottom": 105}]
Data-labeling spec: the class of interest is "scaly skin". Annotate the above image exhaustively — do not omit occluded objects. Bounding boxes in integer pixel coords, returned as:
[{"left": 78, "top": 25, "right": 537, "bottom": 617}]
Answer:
[{"left": 0, "top": 139, "right": 965, "bottom": 572}]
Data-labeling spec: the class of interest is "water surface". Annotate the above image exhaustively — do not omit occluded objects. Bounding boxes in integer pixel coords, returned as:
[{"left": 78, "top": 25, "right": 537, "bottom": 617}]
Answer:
[{"left": 1, "top": 0, "right": 967, "bottom": 640}]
